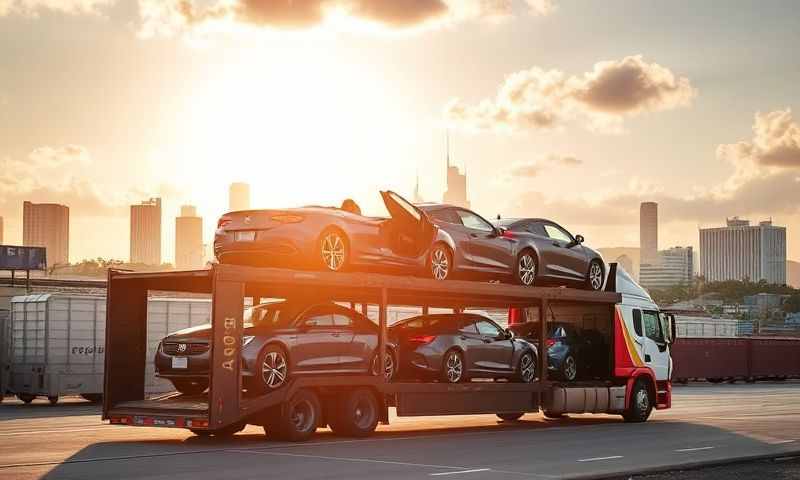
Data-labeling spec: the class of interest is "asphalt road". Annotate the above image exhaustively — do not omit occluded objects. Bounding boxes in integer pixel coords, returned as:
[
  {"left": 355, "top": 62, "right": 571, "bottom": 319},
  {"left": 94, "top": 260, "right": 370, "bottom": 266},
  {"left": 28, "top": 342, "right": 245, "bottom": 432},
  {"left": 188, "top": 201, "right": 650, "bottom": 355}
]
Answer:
[{"left": 1, "top": 382, "right": 798, "bottom": 480}]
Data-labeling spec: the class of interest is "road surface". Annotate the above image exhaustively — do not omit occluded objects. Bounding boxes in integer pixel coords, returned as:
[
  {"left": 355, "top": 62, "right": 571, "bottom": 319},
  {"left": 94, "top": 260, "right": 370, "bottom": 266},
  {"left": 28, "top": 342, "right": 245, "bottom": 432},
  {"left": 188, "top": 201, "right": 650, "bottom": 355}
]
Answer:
[{"left": 1, "top": 382, "right": 798, "bottom": 479}]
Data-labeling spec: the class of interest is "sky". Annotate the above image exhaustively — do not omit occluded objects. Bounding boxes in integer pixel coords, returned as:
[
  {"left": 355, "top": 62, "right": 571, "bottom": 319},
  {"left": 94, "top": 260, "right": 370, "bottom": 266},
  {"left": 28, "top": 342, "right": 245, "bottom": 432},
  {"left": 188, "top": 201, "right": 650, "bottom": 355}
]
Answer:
[{"left": 0, "top": 0, "right": 799, "bottom": 264}]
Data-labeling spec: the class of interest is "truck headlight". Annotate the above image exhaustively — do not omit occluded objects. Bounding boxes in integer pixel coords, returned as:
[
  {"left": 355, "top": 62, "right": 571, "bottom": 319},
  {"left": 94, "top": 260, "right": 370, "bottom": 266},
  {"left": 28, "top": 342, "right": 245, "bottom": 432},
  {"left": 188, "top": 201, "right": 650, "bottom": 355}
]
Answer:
[{"left": 242, "top": 336, "right": 255, "bottom": 347}]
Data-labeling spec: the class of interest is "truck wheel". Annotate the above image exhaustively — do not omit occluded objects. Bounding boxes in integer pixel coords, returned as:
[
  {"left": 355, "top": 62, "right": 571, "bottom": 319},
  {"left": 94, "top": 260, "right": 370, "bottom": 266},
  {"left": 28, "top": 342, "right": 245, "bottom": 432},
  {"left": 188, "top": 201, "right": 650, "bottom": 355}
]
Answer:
[
  {"left": 328, "top": 388, "right": 380, "bottom": 437},
  {"left": 47, "top": 396, "right": 59, "bottom": 405},
  {"left": 622, "top": 379, "right": 653, "bottom": 423},
  {"left": 17, "top": 394, "right": 35, "bottom": 404},
  {"left": 265, "top": 389, "right": 320, "bottom": 442},
  {"left": 441, "top": 349, "right": 465, "bottom": 383},
  {"left": 496, "top": 412, "right": 524, "bottom": 422},
  {"left": 80, "top": 394, "right": 103, "bottom": 403},
  {"left": 172, "top": 379, "right": 209, "bottom": 395}
]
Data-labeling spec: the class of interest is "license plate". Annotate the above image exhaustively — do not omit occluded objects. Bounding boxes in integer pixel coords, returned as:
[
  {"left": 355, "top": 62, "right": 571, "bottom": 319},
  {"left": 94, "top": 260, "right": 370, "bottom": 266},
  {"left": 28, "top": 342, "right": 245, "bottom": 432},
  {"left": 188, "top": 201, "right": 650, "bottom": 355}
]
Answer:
[
  {"left": 171, "top": 356, "right": 188, "bottom": 369},
  {"left": 235, "top": 230, "right": 256, "bottom": 242}
]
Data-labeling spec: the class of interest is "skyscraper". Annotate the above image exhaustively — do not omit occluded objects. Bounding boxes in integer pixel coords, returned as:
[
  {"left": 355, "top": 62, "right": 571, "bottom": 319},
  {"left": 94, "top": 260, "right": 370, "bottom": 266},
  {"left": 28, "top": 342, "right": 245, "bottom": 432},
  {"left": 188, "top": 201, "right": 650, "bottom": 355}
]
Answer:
[
  {"left": 175, "top": 205, "right": 203, "bottom": 270},
  {"left": 639, "top": 246, "right": 694, "bottom": 290},
  {"left": 700, "top": 218, "right": 786, "bottom": 284},
  {"left": 442, "top": 134, "right": 469, "bottom": 208},
  {"left": 130, "top": 197, "right": 162, "bottom": 265},
  {"left": 229, "top": 182, "right": 250, "bottom": 212},
  {"left": 640, "top": 202, "right": 658, "bottom": 265},
  {"left": 23, "top": 201, "right": 69, "bottom": 266}
]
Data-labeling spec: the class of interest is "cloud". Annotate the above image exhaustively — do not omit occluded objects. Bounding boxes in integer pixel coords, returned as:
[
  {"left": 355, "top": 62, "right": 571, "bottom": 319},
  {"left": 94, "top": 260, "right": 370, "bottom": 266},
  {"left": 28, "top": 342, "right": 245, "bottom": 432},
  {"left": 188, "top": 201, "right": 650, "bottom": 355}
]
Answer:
[
  {"left": 508, "top": 153, "right": 581, "bottom": 178},
  {"left": 28, "top": 145, "right": 91, "bottom": 168},
  {"left": 717, "top": 109, "right": 800, "bottom": 172},
  {"left": 0, "top": 0, "right": 114, "bottom": 16},
  {"left": 137, "top": 0, "right": 557, "bottom": 37},
  {"left": 446, "top": 55, "right": 695, "bottom": 133}
]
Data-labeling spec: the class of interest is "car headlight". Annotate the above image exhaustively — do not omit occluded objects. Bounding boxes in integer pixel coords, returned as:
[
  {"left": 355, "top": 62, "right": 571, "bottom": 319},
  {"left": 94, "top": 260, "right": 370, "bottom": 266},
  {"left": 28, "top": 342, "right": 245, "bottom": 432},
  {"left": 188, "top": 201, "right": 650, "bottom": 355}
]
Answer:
[{"left": 242, "top": 336, "right": 255, "bottom": 347}]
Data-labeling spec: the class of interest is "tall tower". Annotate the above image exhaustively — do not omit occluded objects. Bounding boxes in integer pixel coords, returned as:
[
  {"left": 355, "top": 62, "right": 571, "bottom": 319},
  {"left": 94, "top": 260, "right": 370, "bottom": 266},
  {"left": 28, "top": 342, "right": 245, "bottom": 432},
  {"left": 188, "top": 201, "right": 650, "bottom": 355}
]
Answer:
[
  {"left": 23, "top": 202, "right": 69, "bottom": 266},
  {"left": 130, "top": 198, "right": 162, "bottom": 265},
  {"left": 413, "top": 171, "right": 424, "bottom": 204},
  {"left": 229, "top": 182, "right": 250, "bottom": 212},
  {"left": 640, "top": 202, "right": 658, "bottom": 265},
  {"left": 442, "top": 133, "right": 470, "bottom": 209},
  {"left": 175, "top": 205, "right": 203, "bottom": 270}
]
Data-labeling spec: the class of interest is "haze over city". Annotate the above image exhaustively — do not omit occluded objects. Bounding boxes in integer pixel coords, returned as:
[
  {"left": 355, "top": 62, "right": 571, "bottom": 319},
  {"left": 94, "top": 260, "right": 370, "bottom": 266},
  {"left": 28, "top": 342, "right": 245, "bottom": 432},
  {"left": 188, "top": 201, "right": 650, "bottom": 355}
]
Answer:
[{"left": 1, "top": 0, "right": 798, "bottom": 266}]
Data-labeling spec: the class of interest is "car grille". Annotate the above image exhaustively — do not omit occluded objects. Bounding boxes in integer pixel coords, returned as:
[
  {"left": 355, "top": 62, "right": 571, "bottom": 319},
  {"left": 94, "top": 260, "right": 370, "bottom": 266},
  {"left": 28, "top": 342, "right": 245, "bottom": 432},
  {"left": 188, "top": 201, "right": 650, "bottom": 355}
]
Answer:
[{"left": 162, "top": 342, "right": 209, "bottom": 356}]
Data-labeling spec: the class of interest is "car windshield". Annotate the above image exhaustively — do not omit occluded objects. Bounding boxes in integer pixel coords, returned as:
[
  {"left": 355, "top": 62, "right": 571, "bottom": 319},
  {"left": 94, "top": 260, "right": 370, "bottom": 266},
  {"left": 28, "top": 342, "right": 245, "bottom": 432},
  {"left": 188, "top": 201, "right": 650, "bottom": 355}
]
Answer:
[{"left": 245, "top": 301, "right": 303, "bottom": 329}]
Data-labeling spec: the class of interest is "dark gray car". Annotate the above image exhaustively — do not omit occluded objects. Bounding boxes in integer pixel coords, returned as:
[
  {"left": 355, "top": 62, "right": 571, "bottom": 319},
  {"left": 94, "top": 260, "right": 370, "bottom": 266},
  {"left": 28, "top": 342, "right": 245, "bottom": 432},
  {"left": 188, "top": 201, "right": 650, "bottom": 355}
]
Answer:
[
  {"left": 496, "top": 217, "right": 605, "bottom": 290},
  {"left": 390, "top": 313, "right": 537, "bottom": 383}
]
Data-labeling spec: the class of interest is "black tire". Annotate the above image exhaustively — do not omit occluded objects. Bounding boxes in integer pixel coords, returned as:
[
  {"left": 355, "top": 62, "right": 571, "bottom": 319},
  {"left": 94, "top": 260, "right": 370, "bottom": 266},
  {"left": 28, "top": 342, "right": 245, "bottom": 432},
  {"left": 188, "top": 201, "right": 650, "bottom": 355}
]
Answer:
[
  {"left": 515, "top": 250, "right": 537, "bottom": 286},
  {"left": 429, "top": 243, "right": 453, "bottom": 281},
  {"left": 17, "top": 394, "right": 35, "bottom": 404},
  {"left": 80, "top": 393, "right": 103, "bottom": 403},
  {"left": 264, "top": 389, "right": 321, "bottom": 442},
  {"left": 47, "top": 396, "right": 59, "bottom": 405},
  {"left": 370, "top": 349, "right": 397, "bottom": 382},
  {"left": 561, "top": 355, "right": 578, "bottom": 381},
  {"left": 542, "top": 410, "right": 566, "bottom": 419},
  {"left": 586, "top": 260, "right": 604, "bottom": 291},
  {"left": 622, "top": 379, "right": 653, "bottom": 423},
  {"left": 171, "top": 378, "right": 209, "bottom": 395},
  {"left": 515, "top": 351, "right": 536, "bottom": 383},
  {"left": 319, "top": 228, "right": 348, "bottom": 272},
  {"left": 254, "top": 344, "right": 290, "bottom": 394},
  {"left": 497, "top": 412, "right": 524, "bottom": 422},
  {"left": 328, "top": 388, "right": 380, "bottom": 438},
  {"left": 441, "top": 349, "right": 465, "bottom": 383}
]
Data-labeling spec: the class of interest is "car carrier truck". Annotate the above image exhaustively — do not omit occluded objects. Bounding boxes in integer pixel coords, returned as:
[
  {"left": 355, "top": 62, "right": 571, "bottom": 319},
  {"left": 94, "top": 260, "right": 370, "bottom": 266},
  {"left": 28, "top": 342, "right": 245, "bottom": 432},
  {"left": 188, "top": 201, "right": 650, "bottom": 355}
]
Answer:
[{"left": 102, "top": 263, "right": 675, "bottom": 441}]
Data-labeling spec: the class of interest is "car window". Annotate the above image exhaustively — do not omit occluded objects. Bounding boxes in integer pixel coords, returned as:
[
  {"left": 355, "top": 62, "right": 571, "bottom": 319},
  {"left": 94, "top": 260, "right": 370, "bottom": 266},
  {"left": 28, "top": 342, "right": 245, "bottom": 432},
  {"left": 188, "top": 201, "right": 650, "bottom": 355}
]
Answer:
[
  {"left": 304, "top": 313, "right": 334, "bottom": 327},
  {"left": 429, "top": 208, "right": 461, "bottom": 225},
  {"left": 476, "top": 320, "right": 502, "bottom": 337},
  {"left": 459, "top": 321, "right": 478, "bottom": 334},
  {"left": 543, "top": 224, "right": 573, "bottom": 243},
  {"left": 333, "top": 313, "right": 353, "bottom": 327},
  {"left": 642, "top": 311, "right": 664, "bottom": 343},
  {"left": 457, "top": 210, "right": 494, "bottom": 233},
  {"left": 527, "top": 222, "right": 547, "bottom": 236}
]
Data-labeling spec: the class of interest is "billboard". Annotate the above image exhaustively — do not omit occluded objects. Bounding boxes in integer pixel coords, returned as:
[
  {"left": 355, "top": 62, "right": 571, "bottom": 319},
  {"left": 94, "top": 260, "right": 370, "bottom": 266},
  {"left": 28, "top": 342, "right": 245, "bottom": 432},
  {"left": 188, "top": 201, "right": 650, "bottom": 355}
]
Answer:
[{"left": 0, "top": 245, "right": 47, "bottom": 270}]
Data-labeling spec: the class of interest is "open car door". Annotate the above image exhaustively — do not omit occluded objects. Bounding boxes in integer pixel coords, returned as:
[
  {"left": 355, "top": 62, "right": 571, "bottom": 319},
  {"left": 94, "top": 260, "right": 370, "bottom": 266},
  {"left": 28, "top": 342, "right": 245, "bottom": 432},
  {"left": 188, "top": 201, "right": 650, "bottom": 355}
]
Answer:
[{"left": 380, "top": 190, "right": 436, "bottom": 257}]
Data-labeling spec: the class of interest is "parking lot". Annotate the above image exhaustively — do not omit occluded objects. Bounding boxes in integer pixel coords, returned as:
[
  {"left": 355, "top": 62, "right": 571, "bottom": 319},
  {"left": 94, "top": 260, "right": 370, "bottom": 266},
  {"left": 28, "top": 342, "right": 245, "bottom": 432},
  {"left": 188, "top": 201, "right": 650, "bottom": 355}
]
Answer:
[{"left": 1, "top": 382, "right": 798, "bottom": 480}]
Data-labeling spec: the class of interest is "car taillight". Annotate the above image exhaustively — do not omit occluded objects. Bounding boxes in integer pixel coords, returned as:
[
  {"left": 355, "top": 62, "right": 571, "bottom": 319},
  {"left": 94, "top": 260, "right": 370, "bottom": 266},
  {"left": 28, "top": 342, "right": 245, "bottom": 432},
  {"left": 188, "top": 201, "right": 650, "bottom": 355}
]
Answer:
[
  {"left": 217, "top": 217, "right": 231, "bottom": 228},
  {"left": 271, "top": 214, "right": 304, "bottom": 223},
  {"left": 546, "top": 339, "right": 556, "bottom": 348},
  {"left": 501, "top": 230, "right": 515, "bottom": 239},
  {"left": 408, "top": 335, "right": 435, "bottom": 344}
]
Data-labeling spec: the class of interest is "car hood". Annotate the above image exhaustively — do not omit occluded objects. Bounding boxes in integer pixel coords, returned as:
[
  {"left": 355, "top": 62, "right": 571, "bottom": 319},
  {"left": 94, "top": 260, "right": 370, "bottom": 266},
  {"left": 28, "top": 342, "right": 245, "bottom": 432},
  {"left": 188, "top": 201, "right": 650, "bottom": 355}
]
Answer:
[{"left": 164, "top": 324, "right": 263, "bottom": 342}]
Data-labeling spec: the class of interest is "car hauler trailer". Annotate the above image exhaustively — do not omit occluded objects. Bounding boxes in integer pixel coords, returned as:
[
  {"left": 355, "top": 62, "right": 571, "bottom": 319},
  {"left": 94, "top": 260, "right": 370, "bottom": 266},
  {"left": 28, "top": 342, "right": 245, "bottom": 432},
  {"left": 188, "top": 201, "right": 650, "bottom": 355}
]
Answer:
[{"left": 102, "top": 263, "right": 674, "bottom": 441}]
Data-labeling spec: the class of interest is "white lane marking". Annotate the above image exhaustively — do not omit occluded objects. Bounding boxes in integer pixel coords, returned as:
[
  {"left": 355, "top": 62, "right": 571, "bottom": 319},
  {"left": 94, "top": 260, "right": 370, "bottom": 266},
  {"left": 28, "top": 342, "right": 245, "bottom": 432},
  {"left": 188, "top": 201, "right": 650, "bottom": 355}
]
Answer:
[
  {"left": 576, "top": 456, "right": 623, "bottom": 462},
  {"left": 675, "top": 446, "right": 715, "bottom": 452},
  {"left": 430, "top": 468, "right": 492, "bottom": 476},
  {"left": 228, "top": 449, "right": 474, "bottom": 471},
  {"left": 771, "top": 440, "right": 797, "bottom": 445},
  {"left": 0, "top": 427, "right": 108, "bottom": 437}
]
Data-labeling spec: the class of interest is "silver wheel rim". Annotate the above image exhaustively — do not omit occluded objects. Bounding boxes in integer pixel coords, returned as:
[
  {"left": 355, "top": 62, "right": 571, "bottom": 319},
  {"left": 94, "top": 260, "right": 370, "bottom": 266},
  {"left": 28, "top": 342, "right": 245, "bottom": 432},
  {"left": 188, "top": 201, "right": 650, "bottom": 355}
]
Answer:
[
  {"left": 564, "top": 356, "right": 576, "bottom": 380},
  {"left": 446, "top": 352, "right": 462, "bottom": 382},
  {"left": 519, "top": 254, "right": 536, "bottom": 286},
  {"left": 290, "top": 400, "right": 314, "bottom": 432},
  {"left": 372, "top": 353, "right": 394, "bottom": 381},
  {"left": 520, "top": 353, "right": 535, "bottom": 382},
  {"left": 431, "top": 248, "right": 449, "bottom": 280},
  {"left": 635, "top": 388, "right": 649, "bottom": 412},
  {"left": 589, "top": 263, "right": 603, "bottom": 290},
  {"left": 262, "top": 350, "right": 288, "bottom": 389},
  {"left": 321, "top": 233, "right": 346, "bottom": 271}
]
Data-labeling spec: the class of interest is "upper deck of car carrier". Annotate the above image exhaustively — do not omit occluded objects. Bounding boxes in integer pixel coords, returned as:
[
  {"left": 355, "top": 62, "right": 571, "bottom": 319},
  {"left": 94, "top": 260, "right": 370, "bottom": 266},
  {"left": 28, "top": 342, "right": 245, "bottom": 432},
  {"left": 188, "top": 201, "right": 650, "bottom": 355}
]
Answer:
[{"left": 102, "top": 263, "right": 623, "bottom": 433}]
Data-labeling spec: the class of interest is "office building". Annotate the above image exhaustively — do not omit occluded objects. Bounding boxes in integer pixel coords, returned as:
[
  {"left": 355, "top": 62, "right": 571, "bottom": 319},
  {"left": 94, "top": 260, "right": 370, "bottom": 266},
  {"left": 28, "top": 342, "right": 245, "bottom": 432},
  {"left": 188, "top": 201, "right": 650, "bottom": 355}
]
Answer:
[
  {"left": 789, "top": 260, "right": 800, "bottom": 289},
  {"left": 130, "top": 198, "right": 162, "bottom": 265},
  {"left": 442, "top": 136, "right": 469, "bottom": 208},
  {"left": 229, "top": 182, "right": 250, "bottom": 212},
  {"left": 640, "top": 202, "right": 658, "bottom": 265},
  {"left": 175, "top": 205, "right": 203, "bottom": 270},
  {"left": 700, "top": 217, "right": 786, "bottom": 284},
  {"left": 639, "top": 246, "right": 694, "bottom": 290},
  {"left": 22, "top": 202, "right": 69, "bottom": 266}
]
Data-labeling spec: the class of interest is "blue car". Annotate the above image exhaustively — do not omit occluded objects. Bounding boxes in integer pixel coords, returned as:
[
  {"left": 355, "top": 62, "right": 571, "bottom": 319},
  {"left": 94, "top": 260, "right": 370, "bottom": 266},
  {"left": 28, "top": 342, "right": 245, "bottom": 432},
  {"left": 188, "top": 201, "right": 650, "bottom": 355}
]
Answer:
[{"left": 509, "top": 322, "right": 605, "bottom": 381}]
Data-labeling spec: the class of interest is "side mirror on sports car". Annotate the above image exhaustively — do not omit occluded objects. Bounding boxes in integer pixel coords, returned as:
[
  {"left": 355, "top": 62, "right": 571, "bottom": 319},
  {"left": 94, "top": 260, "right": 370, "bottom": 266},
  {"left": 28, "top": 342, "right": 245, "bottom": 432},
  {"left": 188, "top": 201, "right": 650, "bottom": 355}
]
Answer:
[{"left": 575, "top": 234, "right": 585, "bottom": 244}]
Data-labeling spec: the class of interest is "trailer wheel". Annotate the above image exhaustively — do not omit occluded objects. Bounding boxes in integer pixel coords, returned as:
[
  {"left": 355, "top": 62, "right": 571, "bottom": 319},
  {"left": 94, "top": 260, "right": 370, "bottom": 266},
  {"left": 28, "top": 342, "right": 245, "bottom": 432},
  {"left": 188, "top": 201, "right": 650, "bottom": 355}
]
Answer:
[
  {"left": 622, "top": 379, "right": 653, "bottom": 423},
  {"left": 47, "top": 396, "right": 59, "bottom": 405},
  {"left": 265, "top": 389, "right": 320, "bottom": 442},
  {"left": 496, "top": 412, "right": 524, "bottom": 422},
  {"left": 328, "top": 388, "right": 380, "bottom": 437},
  {"left": 17, "top": 394, "right": 35, "bottom": 404}
]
